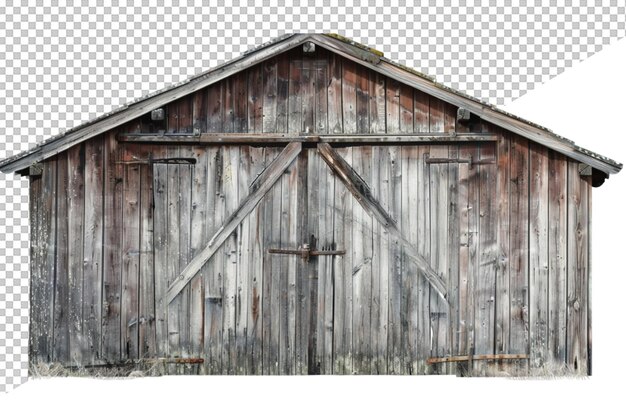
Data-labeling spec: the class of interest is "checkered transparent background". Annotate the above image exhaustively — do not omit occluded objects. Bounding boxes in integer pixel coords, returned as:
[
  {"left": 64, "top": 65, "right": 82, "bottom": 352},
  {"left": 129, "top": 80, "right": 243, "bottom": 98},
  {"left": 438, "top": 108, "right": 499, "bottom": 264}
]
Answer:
[{"left": 0, "top": 0, "right": 624, "bottom": 393}]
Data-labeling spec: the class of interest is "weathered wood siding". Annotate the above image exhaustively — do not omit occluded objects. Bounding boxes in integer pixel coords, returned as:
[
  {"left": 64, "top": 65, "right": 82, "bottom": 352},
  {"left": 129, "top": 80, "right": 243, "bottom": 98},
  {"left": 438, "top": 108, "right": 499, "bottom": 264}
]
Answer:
[{"left": 28, "top": 46, "right": 593, "bottom": 375}]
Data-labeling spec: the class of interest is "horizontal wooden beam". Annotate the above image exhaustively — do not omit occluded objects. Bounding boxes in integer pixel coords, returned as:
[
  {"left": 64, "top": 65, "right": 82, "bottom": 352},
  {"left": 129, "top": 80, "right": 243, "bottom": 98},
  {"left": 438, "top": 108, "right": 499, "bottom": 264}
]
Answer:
[
  {"left": 427, "top": 353, "right": 529, "bottom": 365},
  {"left": 317, "top": 142, "right": 448, "bottom": 302},
  {"left": 165, "top": 141, "right": 302, "bottom": 304},
  {"left": 118, "top": 132, "right": 497, "bottom": 144}
]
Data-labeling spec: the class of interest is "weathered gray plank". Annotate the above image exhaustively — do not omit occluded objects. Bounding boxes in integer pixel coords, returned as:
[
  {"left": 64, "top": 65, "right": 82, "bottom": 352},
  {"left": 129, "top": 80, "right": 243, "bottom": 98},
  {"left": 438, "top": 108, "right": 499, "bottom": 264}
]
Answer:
[
  {"left": 529, "top": 143, "right": 549, "bottom": 370},
  {"left": 102, "top": 133, "right": 123, "bottom": 363},
  {"left": 53, "top": 152, "right": 70, "bottom": 363},
  {"left": 327, "top": 53, "right": 343, "bottom": 134},
  {"left": 82, "top": 138, "right": 104, "bottom": 364},
  {"left": 288, "top": 49, "right": 303, "bottom": 134},
  {"left": 475, "top": 142, "right": 497, "bottom": 376},
  {"left": 221, "top": 146, "right": 239, "bottom": 374},
  {"left": 246, "top": 146, "right": 266, "bottom": 374},
  {"left": 248, "top": 65, "right": 264, "bottom": 134},
  {"left": 207, "top": 82, "right": 224, "bottom": 133},
  {"left": 342, "top": 59, "right": 357, "bottom": 135},
  {"left": 152, "top": 158, "right": 169, "bottom": 359},
  {"left": 314, "top": 53, "right": 329, "bottom": 134},
  {"left": 567, "top": 161, "right": 589, "bottom": 374},
  {"left": 205, "top": 146, "right": 224, "bottom": 374},
  {"left": 316, "top": 150, "right": 336, "bottom": 374},
  {"left": 372, "top": 145, "right": 389, "bottom": 374},
  {"left": 509, "top": 136, "right": 530, "bottom": 374},
  {"left": 276, "top": 55, "right": 290, "bottom": 133},
  {"left": 301, "top": 53, "right": 315, "bottom": 134},
  {"left": 495, "top": 131, "right": 511, "bottom": 367},
  {"left": 235, "top": 146, "right": 251, "bottom": 374},
  {"left": 121, "top": 151, "right": 141, "bottom": 361},
  {"left": 262, "top": 59, "right": 277, "bottom": 133},
  {"left": 178, "top": 157, "right": 193, "bottom": 365},
  {"left": 138, "top": 157, "right": 156, "bottom": 360},
  {"left": 294, "top": 151, "right": 309, "bottom": 374},
  {"left": 28, "top": 173, "right": 43, "bottom": 363},
  {"left": 387, "top": 144, "right": 402, "bottom": 375},
  {"left": 428, "top": 144, "right": 448, "bottom": 375},
  {"left": 548, "top": 151, "right": 567, "bottom": 366},
  {"left": 333, "top": 147, "right": 353, "bottom": 374},
  {"left": 352, "top": 146, "right": 373, "bottom": 374},
  {"left": 67, "top": 144, "right": 85, "bottom": 365},
  {"left": 166, "top": 147, "right": 182, "bottom": 368}
]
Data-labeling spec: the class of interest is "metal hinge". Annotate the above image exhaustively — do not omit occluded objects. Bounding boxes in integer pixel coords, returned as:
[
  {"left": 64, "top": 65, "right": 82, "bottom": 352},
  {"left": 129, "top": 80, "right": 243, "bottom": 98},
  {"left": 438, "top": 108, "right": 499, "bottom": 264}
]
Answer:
[{"left": 268, "top": 243, "right": 345, "bottom": 262}]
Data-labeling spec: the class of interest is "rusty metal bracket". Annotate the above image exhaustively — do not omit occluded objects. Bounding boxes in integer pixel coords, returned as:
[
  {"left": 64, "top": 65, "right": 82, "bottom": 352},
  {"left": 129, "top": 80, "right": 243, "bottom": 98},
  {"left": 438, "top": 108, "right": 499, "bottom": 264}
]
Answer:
[
  {"left": 424, "top": 152, "right": 495, "bottom": 169},
  {"left": 268, "top": 243, "right": 346, "bottom": 262},
  {"left": 427, "top": 353, "right": 529, "bottom": 365}
]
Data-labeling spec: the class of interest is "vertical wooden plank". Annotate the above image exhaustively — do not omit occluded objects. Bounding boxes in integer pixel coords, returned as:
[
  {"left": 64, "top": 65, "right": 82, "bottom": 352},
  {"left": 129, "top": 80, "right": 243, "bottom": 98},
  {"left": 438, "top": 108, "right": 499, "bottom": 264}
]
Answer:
[
  {"left": 177, "top": 96, "right": 194, "bottom": 133},
  {"left": 53, "top": 152, "right": 70, "bottom": 364},
  {"left": 475, "top": 142, "right": 497, "bottom": 376},
  {"left": 192, "top": 88, "right": 208, "bottom": 133},
  {"left": 188, "top": 146, "right": 207, "bottom": 367},
  {"left": 152, "top": 161, "right": 169, "bottom": 359},
  {"left": 548, "top": 151, "right": 567, "bottom": 366},
  {"left": 427, "top": 144, "right": 447, "bottom": 375},
  {"left": 167, "top": 99, "right": 179, "bottom": 133},
  {"left": 205, "top": 146, "right": 224, "bottom": 374},
  {"left": 28, "top": 174, "right": 42, "bottom": 364},
  {"left": 355, "top": 66, "right": 370, "bottom": 134},
  {"left": 399, "top": 84, "right": 414, "bottom": 134},
  {"left": 369, "top": 71, "right": 385, "bottom": 134},
  {"left": 288, "top": 49, "right": 303, "bottom": 134},
  {"left": 67, "top": 145, "right": 85, "bottom": 365},
  {"left": 222, "top": 146, "right": 239, "bottom": 373},
  {"left": 307, "top": 150, "right": 320, "bottom": 375},
  {"left": 233, "top": 73, "right": 248, "bottom": 133},
  {"left": 509, "top": 136, "right": 530, "bottom": 374},
  {"left": 387, "top": 145, "right": 402, "bottom": 374},
  {"left": 314, "top": 53, "right": 329, "bottom": 135},
  {"left": 83, "top": 138, "right": 104, "bottom": 364},
  {"left": 276, "top": 55, "right": 290, "bottom": 134},
  {"left": 351, "top": 146, "right": 373, "bottom": 374},
  {"left": 495, "top": 132, "right": 511, "bottom": 368},
  {"left": 316, "top": 151, "right": 336, "bottom": 374},
  {"left": 342, "top": 59, "right": 357, "bottom": 135},
  {"left": 414, "top": 91, "right": 431, "bottom": 375},
  {"left": 586, "top": 177, "right": 592, "bottom": 376},
  {"left": 121, "top": 151, "right": 140, "bottom": 361},
  {"left": 301, "top": 53, "right": 315, "bottom": 134},
  {"left": 247, "top": 146, "right": 266, "bottom": 374},
  {"left": 269, "top": 151, "right": 282, "bottom": 374},
  {"left": 294, "top": 151, "right": 310, "bottom": 374},
  {"left": 39, "top": 157, "right": 57, "bottom": 363},
  {"left": 262, "top": 59, "right": 277, "bottom": 133},
  {"left": 413, "top": 90, "right": 430, "bottom": 133},
  {"left": 371, "top": 146, "right": 389, "bottom": 374},
  {"left": 567, "top": 162, "right": 588, "bottom": 374},
  {"left": 178, "top": 159, "right": 193, "bottom": 370},
  {"left": 223, "top": 77, "right": 235, "bottom": 134},
  {"left": 247, "top": 64, "right": 264, "bottom": 134},
  {"left": 102, "top": 133, "right": 123, "bottom": 363},
  {"left": 207, "top": 82, "right": 224, "bottom": 133},
  {"left": 235, "top": 146, "right": 251, "bottom": 374},
  {"left": 327, "top": 53, "right": 343, "bottom": 134},
  {"left": 166, "top": 147, "right": 182, "bottom": 366},
  {"left": 333, "top": 147, "right": 353, "bottom": 374},
  {"left": 529, "top": 143, "right": 549, "bottom": 370},
  {"left": 138, "top": 157, "right": 156, "bottom": 360}
]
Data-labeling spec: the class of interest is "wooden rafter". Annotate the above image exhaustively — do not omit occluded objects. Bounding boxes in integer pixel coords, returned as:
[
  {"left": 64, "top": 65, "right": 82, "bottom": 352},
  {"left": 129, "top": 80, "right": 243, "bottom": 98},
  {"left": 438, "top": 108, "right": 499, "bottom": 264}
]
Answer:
[
  {"left": 316, "top": 142, "right": 448, "bottom": 302},
  {"left": 165, "top": 142, "right": 302, "bottom": 304}
]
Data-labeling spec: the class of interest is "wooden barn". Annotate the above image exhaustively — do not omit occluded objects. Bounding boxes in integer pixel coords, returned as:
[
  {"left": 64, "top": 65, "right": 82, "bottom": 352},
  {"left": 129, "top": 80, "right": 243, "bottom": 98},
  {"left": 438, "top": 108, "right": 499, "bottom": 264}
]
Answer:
[{"left": 0, "top": 34, "right": 621, "bottom": 377}]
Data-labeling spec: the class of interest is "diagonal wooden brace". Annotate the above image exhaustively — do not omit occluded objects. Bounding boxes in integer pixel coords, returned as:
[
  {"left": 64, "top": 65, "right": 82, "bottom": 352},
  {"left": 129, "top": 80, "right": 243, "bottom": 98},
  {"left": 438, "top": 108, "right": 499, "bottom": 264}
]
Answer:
[
  {"left": 166, "top": 142, "right": 303, "bottom": 304},
  {"left": 317, "top": 142, "right": 448, "bottom": 302}
]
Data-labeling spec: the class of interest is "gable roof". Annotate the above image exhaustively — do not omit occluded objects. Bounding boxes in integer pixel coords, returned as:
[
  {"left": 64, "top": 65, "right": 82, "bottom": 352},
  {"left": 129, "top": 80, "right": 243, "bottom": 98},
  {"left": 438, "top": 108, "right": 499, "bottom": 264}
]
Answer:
[{"left": 0, "top": 33, "right": 621, "bottom": 176}]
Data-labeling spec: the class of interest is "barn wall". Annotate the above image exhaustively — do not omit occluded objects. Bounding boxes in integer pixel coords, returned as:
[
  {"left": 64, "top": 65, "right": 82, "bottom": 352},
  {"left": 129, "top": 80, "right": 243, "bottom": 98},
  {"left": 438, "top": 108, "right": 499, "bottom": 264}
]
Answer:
[{"left": 28, "top": 46, "right": 592, "bottom": 375}]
